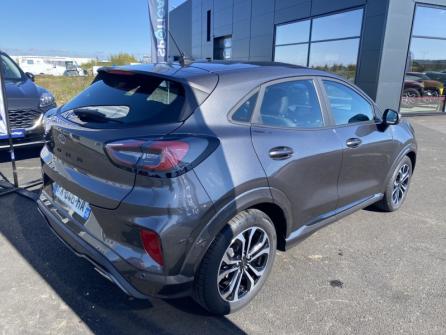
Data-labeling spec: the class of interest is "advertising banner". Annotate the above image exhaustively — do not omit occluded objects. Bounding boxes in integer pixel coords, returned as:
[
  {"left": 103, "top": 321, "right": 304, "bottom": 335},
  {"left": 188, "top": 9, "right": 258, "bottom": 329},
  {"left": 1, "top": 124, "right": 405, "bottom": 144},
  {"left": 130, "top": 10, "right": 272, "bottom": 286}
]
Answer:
[{"left": 148, "top": 0, "right": 169, "bottom": 63}]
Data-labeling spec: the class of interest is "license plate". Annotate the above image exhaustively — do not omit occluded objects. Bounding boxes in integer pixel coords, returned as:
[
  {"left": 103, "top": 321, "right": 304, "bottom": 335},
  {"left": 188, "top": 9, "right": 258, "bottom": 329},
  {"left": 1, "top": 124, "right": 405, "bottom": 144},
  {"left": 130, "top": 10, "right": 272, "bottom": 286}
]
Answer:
[{"left": 52, "top": 183, "right": 91, "bottom": 220}]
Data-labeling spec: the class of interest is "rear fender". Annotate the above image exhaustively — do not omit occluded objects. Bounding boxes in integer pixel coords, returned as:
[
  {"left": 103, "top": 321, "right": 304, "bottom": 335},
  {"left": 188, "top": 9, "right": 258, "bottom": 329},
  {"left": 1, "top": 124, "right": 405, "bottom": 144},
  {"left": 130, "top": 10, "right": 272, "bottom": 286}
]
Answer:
[{"left": 179, "top": 187, "right": 292, "bottom": 277}]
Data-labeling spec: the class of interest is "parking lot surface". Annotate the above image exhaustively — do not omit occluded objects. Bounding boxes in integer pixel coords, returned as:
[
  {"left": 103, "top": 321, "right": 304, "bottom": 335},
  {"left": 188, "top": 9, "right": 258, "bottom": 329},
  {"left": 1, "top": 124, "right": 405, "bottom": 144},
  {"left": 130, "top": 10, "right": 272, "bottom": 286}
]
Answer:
[{"left": 0, "top": 116, "right": 445, "bottom": 335}]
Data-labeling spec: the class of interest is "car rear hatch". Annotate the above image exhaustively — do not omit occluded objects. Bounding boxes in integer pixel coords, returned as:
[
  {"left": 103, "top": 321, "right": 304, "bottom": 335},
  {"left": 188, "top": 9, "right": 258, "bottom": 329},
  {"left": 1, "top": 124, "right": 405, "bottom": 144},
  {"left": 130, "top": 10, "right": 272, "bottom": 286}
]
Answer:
[{"left": 42, "top": 67, "right": 216, "bottom": 210}]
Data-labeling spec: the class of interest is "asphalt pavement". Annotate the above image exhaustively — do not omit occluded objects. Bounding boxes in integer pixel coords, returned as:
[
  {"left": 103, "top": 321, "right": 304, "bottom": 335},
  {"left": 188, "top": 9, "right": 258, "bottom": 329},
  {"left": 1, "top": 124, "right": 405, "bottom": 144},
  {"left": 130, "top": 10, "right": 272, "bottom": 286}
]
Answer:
[{"left": 0, "top": 116, "right": 445, "bottom": 335}]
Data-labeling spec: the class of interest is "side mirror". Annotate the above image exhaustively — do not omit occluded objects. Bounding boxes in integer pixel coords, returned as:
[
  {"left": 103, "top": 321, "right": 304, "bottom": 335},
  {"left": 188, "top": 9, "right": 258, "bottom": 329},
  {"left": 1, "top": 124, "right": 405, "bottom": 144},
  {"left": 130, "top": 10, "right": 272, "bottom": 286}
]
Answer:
[
  {"left": 383, "top": 109, "right": 400, "bottom": 126},
  {"left": 25, "top": 72, "right": 35, "bottom": 82}
]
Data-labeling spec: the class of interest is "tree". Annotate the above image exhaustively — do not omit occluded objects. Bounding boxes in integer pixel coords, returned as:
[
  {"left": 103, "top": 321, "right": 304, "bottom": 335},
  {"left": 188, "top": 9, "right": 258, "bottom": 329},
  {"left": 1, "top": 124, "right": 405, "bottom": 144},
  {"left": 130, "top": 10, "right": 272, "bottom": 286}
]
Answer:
[
  {"left": 80, "top": 60, "right": 111, "bottom": 71},
  {"left": 109, "top": 53, "right": 138, "bottom": 66},
  {"left": 80, "top": 53, "right": 138, "bottom": 75}
]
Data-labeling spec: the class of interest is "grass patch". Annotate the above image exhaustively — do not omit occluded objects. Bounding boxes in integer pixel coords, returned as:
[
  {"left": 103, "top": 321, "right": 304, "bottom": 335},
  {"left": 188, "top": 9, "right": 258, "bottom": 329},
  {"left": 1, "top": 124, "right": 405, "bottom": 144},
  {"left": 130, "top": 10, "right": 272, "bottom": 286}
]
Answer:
[{"left": 35, "top": 75, "right": 94, "bottom": 106}]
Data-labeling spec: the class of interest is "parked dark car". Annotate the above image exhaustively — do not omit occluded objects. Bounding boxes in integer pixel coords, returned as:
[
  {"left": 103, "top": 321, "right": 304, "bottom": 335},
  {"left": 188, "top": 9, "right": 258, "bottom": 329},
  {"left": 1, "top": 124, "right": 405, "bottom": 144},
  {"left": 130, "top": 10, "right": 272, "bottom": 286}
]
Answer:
[
  {"left": 38, "top": 62, "right": 417, "bottom": 315},
  {"left": 0, "top": 51, "right": 56, "bottom": 149},
  {"left": 406, "top": 72, "right": 444, "bottom": 97},
  {"left": 425, "top": 71, "right": 446, "bottom": 86}
]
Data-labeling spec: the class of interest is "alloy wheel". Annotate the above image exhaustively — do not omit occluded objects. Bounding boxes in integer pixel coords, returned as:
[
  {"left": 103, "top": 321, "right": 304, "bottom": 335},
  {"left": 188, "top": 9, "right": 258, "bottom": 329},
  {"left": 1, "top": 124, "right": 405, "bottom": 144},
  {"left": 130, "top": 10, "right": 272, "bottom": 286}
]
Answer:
[
  {"left": 402, "top": 91, "right": 418, "bottom": 106},
  {"left": 217, "top": 227, "right": 271, "bottom": 302},
  {"left": 392, "top": 163, "right": 410, "bottom": 206}
]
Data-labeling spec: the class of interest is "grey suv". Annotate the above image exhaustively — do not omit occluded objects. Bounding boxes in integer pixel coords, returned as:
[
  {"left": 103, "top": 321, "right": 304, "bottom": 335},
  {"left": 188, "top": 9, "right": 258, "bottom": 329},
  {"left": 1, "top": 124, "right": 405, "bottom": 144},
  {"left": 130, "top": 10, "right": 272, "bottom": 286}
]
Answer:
[{"left": 38, "top": 62, "right": 417, "bottom": 315}]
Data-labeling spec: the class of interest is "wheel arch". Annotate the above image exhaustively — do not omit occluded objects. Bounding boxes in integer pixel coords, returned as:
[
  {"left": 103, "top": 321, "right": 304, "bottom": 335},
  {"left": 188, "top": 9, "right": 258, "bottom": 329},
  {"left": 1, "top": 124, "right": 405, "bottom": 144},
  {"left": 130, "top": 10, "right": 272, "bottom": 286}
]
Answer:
[
  {"left": 249, "top": 202, "right": 288, "bottom": 251},
  {"left": 180, "top": 187, "right": 292, "bottom": 277},
  {"left": 385, "top": 144, "right": 417, "bottom": 188},
  {"left": 407, "top": 150, "right": 417, "bottom": 171}
]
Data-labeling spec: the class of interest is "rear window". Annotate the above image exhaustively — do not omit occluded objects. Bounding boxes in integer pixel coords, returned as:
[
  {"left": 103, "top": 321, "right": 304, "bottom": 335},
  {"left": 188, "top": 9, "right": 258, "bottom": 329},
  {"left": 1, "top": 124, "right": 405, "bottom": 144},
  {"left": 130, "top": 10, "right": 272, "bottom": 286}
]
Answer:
[{"left": 61, "top": 72, "right": 186, "bottom": 126}]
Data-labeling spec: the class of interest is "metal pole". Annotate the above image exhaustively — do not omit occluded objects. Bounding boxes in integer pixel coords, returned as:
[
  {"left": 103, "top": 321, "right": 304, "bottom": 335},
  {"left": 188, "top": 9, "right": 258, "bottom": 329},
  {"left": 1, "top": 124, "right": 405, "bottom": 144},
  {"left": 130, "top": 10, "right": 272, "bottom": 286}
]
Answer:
[{"left": 0, "top": 55, "right": 19, "bottom": 187}]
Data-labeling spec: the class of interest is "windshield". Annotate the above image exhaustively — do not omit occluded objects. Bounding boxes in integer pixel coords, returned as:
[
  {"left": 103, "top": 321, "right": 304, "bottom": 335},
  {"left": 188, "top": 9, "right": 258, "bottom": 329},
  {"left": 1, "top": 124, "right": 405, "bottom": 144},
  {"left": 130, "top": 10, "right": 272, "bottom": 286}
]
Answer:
[
  {"left": 1, "top": 55, "right": 23, "bottom": 81},
  {"left": 406, "top": 75, "right": 421, "bottom": 81},
  {"left": 407, "top": 73, "right": 430, "bottom": 80},
  {"left": 62, "top": 71, "right": 186, "bottom": 126}
]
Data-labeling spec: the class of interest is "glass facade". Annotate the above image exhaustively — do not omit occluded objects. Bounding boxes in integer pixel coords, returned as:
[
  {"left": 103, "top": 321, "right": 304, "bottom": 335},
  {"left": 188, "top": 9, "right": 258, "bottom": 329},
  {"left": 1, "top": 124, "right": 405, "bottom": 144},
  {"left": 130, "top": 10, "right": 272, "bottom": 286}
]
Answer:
[
  {"left": 274, "top": 9, "right": 363, "bottom": 82},
  {"left": 275, "top": 44, "right": 308, "bottom": 66},
  {"left": 401, "top": 5, "right": 446, "bottom": 114},
  {"left": 214, "top": 36, "right": 232, "bottom": 60}
]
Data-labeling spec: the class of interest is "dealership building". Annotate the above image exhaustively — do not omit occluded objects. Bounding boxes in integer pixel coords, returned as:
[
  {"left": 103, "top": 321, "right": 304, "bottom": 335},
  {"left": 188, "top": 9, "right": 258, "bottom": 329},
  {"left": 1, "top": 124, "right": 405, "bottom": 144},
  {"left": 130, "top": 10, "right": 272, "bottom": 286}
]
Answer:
[{"left": 169, "top": 0, "right": 446, "bottom": 115}]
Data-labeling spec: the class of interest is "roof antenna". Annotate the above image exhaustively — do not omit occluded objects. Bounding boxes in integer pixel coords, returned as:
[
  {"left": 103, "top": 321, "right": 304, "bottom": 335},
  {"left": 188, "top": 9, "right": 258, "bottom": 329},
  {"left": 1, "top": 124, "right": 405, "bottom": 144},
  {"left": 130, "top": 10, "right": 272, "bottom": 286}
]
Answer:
[{"left": 169, "top": 31, "right": 188, "bottom": 66}]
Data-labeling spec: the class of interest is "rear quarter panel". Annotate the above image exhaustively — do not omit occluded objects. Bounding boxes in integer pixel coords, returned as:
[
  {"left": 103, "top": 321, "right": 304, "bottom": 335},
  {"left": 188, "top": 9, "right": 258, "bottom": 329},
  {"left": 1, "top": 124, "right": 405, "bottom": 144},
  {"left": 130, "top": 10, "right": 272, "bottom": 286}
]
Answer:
[
  {"left": 175, "top": 74, "right": 272, "bottom": 273},
  {"left": 178, "top": 71, "right": 271, "bottom": 208}
]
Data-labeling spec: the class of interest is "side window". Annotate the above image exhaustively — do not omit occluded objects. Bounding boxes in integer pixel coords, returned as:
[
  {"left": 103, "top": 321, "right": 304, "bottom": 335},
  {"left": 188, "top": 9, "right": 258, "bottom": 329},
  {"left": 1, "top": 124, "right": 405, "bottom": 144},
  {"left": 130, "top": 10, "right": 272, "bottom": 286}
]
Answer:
[
  {"left": 232, "top": 93, "right": 258, "bottom": 123},
  {"left": 323, "top": 80, "right": 374, "bottom": 125},
  {"left": 258, "top": 79, "right": 323, "bottom": 128}
]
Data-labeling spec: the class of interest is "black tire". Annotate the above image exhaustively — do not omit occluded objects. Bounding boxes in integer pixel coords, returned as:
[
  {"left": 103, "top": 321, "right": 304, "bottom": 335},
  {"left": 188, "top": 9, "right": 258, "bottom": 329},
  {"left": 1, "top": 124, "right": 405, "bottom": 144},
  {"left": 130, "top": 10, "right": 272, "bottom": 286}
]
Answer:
[
  {"left": 375, "top": 156, "right": 413, "bottom": 212},
  {"left": 193, "top": 209, "right": 277, "bottom": 315}
]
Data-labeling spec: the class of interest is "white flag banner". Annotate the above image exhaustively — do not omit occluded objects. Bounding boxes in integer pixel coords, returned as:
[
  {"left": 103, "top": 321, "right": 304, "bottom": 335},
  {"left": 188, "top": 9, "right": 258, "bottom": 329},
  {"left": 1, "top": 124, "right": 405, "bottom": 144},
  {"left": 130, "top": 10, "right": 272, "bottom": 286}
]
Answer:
[{"left": 0, "top": 72, "right": 7, "bottom": 135}]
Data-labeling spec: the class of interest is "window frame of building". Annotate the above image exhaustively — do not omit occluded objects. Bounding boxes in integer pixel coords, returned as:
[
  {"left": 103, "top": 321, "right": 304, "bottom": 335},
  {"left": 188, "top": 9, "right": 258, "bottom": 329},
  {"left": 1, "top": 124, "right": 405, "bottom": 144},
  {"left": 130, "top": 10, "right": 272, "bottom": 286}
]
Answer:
[
  {"left": 206, "top": 10, "right": 211, "bottom": 42},
  {"left": 273, "top": 7, "right": 365, "bottom": 83},
  {"left": 252, "top": 76, "right": 328, "bottom": 130},
  {"left": 400, "top": 3, "right": 446, "bottom": 115},
  {"left": 214, "top": 35, "right": 232, "bottom": 60}
]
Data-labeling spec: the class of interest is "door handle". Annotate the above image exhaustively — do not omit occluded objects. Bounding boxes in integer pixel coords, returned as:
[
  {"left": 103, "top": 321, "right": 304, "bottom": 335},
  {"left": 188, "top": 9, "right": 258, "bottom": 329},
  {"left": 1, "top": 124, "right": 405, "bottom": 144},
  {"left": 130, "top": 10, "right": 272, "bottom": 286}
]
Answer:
[
  {"left": 269, "top": 146, "right": 294, "bottom": 160},
  {"left": 346, "top": 138, "right": 362, "bottom": 148}
]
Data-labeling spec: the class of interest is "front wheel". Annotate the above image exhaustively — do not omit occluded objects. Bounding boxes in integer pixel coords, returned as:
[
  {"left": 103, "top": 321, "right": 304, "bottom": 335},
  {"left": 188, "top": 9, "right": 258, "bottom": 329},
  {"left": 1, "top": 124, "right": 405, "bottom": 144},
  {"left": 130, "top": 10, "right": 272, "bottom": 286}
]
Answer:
[
  {"left": 194, "top": 209, "right": 277, "bottom": 315},
  {"left": 375, "top": 156, "right": 413, "bottom": 212},
  {"left": 401, "top": 88, "right": 420, "bottom": 108}
]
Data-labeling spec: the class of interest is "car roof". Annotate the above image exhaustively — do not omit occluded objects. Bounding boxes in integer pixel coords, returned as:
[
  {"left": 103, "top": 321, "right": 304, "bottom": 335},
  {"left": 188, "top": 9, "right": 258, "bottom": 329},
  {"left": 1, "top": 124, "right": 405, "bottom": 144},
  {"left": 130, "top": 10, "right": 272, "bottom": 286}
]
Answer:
[
  {"left": 426, "top": 71, "right": 446, "bottom": 75},
  {"left": 111, "top": 61, "right": 344, "bottom": 92},
  {"left": 407, "top": 72, "right": 428, "bottom": 77}
]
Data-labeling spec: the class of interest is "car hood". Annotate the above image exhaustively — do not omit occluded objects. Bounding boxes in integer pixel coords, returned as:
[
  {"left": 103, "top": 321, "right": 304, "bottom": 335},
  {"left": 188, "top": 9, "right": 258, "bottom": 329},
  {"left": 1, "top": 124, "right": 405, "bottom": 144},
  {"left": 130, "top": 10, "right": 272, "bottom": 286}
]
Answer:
[
  {"left": 4, "top": 79, "right": 41, "bottom": 110},
  {"left": 404, "top": 80, "right": 423, "bottom": 89},
  {"left": 422, "top": 79, "right": 443, "bottom": 88}
]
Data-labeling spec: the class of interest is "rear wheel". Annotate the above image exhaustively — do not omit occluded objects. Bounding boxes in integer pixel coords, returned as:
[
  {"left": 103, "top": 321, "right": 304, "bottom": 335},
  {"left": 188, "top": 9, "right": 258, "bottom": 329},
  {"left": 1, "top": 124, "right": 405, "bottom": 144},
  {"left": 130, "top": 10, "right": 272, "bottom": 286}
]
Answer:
[
  {"left": 401, "top": 88, "right": 420, "bottom": 108},
  {"left": 375, "top": 156, "right": 413, "bottom": 212},
  {"left": 194, "top": 209, "right": 277, "bottom": 315}
]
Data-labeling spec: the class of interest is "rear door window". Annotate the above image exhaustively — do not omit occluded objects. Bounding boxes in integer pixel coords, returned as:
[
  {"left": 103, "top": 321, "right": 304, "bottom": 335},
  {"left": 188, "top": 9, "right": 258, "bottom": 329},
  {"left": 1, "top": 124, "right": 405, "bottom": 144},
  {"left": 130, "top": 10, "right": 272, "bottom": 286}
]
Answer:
[
  {"left": 257, "top": 79, "right": 324, "bottom": 128},
  {"left": 62, "top": 72, "right": 186, "bottom": 126}
]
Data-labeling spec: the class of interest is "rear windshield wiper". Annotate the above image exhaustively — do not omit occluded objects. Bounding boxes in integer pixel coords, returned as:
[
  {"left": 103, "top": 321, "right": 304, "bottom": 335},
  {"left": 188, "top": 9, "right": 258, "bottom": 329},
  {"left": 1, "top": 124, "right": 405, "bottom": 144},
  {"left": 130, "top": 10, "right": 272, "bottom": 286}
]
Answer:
[{"left": 73, "top": 108, "right": 124, "bottom": 124}]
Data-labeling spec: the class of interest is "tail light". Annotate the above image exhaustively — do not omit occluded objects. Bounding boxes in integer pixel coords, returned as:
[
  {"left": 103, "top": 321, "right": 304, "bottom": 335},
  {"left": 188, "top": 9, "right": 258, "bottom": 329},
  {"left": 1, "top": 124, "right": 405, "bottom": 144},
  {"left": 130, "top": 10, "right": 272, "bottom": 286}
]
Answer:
[
  {"left": 105, "top": 135, "right": 219, "bottom": 177},
  {"left": 140, "top": 229, "right": 163, "bottom": 266}
]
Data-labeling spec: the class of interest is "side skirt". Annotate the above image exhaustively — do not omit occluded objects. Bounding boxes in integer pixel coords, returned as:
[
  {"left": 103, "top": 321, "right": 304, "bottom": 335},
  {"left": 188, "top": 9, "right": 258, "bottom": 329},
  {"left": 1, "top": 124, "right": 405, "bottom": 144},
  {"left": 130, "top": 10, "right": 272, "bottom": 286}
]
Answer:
[{"left": 284, "top": 193, "right": 383, "bottom": 250}]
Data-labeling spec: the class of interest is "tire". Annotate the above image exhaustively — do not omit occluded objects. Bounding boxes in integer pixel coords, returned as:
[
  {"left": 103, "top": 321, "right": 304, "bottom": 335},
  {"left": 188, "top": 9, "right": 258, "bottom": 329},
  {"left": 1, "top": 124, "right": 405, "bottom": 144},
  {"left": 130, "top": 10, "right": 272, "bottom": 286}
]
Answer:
[
  {"left": 422, "top": 89, "right": 440, "bottom": 105},
  {"left": 193, "top": 209, "right": 277, "bottom": 315},
  {"left": 375, "top": 156, "right": 413, "bottom": 212},
  {"left": 401, "top": 88, "right": 420, "bottom": 108}
]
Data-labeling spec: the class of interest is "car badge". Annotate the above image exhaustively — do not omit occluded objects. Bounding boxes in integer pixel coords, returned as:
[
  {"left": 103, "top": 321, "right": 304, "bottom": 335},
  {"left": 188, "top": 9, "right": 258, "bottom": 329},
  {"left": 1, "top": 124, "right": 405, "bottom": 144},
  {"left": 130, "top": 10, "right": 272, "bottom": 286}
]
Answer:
[{"left": 58, "top": 133, "right": 67, "bottom": 145}]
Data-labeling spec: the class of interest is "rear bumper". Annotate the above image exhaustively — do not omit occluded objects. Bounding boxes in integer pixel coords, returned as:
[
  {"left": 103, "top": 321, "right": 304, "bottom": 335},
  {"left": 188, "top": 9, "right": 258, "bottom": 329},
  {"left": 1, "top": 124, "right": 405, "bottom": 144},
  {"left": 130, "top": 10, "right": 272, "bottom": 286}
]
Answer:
[{"left": 37, "top": 193, "right": 194, "bottom": 299}]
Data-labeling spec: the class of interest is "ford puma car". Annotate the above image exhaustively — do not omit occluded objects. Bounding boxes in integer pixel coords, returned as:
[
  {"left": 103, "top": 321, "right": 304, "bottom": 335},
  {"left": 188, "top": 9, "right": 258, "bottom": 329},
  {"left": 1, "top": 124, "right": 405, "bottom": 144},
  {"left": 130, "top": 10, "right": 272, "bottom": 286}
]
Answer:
[
  {"left": 0, "top": 51, "right": 56, "bottom": 149},
  {"left": 38, "top": 62, "right": 417, "bottom": 315}
]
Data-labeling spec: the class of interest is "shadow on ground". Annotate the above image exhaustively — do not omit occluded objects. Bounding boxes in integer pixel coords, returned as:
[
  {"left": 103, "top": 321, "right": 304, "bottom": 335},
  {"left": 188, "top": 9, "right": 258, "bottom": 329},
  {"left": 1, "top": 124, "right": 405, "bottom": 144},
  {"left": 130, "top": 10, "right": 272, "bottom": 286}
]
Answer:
[{"left": 0, "top": 193, "right": 245, "bottom": 335}]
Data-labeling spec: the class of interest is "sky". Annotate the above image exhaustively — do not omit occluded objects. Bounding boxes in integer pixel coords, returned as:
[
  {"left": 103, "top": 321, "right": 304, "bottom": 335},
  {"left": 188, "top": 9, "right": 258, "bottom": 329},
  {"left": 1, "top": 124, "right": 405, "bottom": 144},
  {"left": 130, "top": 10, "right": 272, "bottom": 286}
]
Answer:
[{"left": 0, "top": 0, "right": 186, "bottom": 60}]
